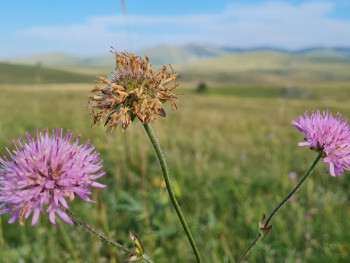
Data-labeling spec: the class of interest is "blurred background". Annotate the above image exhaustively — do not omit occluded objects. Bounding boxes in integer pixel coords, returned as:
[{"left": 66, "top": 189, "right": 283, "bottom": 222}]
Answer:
[{"left": 0, "top": 0, "right": 350, "bottom": 262}]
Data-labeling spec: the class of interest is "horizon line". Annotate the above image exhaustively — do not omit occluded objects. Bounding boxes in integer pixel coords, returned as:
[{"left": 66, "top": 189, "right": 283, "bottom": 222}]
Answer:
[{"left": 2, "top": 44, "right": 350, "bottom": 60}]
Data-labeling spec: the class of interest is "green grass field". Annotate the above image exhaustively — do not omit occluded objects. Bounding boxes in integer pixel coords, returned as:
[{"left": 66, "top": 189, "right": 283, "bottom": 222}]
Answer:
[{"left": 0, "top": 59, "right": 350, "bottom": 263}]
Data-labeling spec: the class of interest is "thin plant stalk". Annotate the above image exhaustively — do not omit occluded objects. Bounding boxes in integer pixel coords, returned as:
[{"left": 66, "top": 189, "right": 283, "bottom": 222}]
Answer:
[
  {"left": 0, "top": 216, "right": 4, "bottom": 247},
  {"left": 65, "top": 209, "right": 153, "bottom": 263},
  {"left": 237, "top": 153, "right": 322, "bottom": 263},
  {"left": 140, "top": 140, "right": 153, "bottom": 250},
  {"left": 143, "top": 123, "right": 202, "bottom": 263}
]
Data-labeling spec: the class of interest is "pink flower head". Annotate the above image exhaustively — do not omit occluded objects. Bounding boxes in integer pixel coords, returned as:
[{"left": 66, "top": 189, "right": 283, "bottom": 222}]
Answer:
[
  {"left": 288, "top": 172, "right": 297, "bottom": 180},
  {"left": 0, "top": 129, "right": 106, "bottom": 226},
  {"left": 292, "top": 110, "right": 350, "bottom": 176}
]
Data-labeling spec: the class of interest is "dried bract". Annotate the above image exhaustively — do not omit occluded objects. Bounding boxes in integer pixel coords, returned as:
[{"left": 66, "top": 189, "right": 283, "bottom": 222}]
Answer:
[{"left": 87, "top": 48, "right": 179, "bottom": 132}]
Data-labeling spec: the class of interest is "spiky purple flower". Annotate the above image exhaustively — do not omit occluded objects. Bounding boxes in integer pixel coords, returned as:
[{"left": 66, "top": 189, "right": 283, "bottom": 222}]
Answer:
[
  {"left": 0, "top": 128, "right": 106, "bottom": 226},
  {"left": 292, "top": 110, "right": 350, "bottom": 176}
]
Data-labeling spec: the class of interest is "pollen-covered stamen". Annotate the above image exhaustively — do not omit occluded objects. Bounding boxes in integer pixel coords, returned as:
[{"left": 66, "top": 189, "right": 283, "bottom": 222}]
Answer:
[
  {"left": 19, "top": 203, "right": 29, "bottom": 226},
  {"left": 64, "top": 191, "right": 75, "bottom": 202}
]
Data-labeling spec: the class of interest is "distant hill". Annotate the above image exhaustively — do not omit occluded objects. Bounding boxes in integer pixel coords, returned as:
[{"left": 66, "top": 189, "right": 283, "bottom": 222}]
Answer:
[
  {"left": 8, "top": 53, "right": 84, "bottom": 67},
  {"left": 4, "top": 45, "right": 231, "bottom": 67},
  {"left": 3, "top": 45, "right": 350, "bottom": 85},
  {"left": 4, "top": 45, "right": 350, "bottom": 68},
  {"left": 296, "top": 47, "right": 350, "bottom": 60},
  {"left": 221, "top": 46, "right": 350, "bottom": 60},
  {"left": 0, "top": 62, "right": 96, "bottom": 84},
  {"left": 137, "top": 44, "right": 231, "bottom": 65},
  {"left": 7, "top": 53, "right": 115, "bottom": 68},
  {"left": 179, "top": 50, "right": 350, "bottom": 83}
]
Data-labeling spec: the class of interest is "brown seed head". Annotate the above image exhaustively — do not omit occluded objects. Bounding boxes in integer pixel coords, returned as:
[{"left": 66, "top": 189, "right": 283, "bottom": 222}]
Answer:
[{"left": 87, "top": 48, "right": 180, "bottom": 132}]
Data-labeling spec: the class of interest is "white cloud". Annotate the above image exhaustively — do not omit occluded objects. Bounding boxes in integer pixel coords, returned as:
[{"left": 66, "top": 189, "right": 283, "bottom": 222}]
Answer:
[
  {"left": 225, "top": 1, "right": 334, "bottom": 20},
  {"left": 12, "top": 1, "right": 350, "bottom": 56}
]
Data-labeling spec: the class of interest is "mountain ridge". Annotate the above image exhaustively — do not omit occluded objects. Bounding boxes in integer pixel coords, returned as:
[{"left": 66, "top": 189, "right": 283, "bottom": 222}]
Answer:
[{"left": 3, "top": 45, "right": 350, "bottom": 68}]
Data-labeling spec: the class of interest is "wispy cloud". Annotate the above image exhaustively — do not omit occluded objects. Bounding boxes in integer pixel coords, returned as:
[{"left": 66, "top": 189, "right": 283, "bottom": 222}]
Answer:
[{"left": 12, "top": 1, "right": 350, "bottom": 56}]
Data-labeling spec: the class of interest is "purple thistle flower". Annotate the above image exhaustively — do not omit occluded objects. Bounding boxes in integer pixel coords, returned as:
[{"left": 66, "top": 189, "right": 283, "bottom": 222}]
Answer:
[
  {"left": 288, "top": 172, "right": 298, "bottom": 180},
  {"left": 0, "top": 128, "right": 106, "bottom": 226},
  {"left": 292, "top": 110, "right": 350, "bottom": 177}
]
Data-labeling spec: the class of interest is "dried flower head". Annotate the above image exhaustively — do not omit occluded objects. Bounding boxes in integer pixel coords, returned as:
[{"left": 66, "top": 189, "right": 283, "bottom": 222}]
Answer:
[
  {"left": 87, "top": 48, "right": 179, "bottom": 132},
  {"left": 292, "top": 110, "right": 350, "bottom": 176},
  {"left": 0, "top": 129, "right": 106, "bottom": 226}
]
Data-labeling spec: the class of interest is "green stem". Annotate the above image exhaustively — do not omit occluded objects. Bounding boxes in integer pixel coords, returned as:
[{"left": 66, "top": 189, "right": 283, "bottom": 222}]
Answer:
[
  {"left": 237, "top": 233, "right": 262, "bottom": 263},
  {"left": 265, "top": 153, "right": 322, "bottom": 226},
  {"left": 65, "top": 209, "right": 153, "bottom": 263},
  {"left": 143, "top": 123, "right": 202, "bottom": 263},
  {"left": 237, "top": 153, "right": 322, "bottom": 263}
]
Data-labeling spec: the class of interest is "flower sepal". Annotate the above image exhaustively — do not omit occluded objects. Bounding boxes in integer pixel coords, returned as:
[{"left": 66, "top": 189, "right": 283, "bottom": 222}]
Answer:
[
  {"left": 259, "top": 214, "right": 273, "bottom": 236},
  {"left": 123, "top": 232, "right": 145, "bottom": 263}
]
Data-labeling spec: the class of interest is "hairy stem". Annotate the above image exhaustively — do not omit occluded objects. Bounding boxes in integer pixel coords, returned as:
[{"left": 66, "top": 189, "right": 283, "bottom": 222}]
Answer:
[
  {"left": 66, "top": 209, "right": 153, "bottom": 263},
  {"left": 143, "top": 123, "right": 202, "bottom": 263},
  {"left": 237, "top": 153, "right": 322, "bottom": 262},
  {"left": 265, "top": 153, "right": 322, "bottom": 226},
  {"left": 66, "top": 209, "right": 134, "bottom": 253},
  {"left": 140, "top": 140, "right": 153, "bottom": 249}
]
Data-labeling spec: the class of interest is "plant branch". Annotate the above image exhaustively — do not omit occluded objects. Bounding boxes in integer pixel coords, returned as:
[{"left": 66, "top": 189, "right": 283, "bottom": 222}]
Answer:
[
  {"left": 237, "top": 153, "right": 322, "bottom": 262},
  {"left": 65, "top": 209, "right": 153, "bottom": 263},
  {"left": 66, "top": 208, "right": 135, "bottom": 254}
]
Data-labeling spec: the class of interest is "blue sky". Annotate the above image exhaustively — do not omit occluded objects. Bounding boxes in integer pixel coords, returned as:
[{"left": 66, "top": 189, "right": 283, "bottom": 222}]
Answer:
[{"left": 1, "top": 0, "right": 350, "bottom": 58}]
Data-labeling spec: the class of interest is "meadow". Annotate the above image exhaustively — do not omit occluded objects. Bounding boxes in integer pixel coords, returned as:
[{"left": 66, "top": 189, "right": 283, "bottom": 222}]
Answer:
[{"left": 0, "top": 55, "right": 350, "bottom": 263}]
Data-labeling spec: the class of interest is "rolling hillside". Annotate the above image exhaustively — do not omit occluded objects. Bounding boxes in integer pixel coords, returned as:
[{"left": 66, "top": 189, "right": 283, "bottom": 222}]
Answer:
[
  {"left": 0, "top": 63, "right": 96, "bottom": 84},
  {"left": 297, "top": 47, "right": 350, "bottom": 60},
  {"left": 6, "top": 53, "right": 115, "bottom": 68},
  {"left": 179, "top": 51, "right": 350, "bottom": 84},
  {"left": 4, "top": 45, "right": 231, "bottom": 67},
  {"left": 138, "top": 44, "right": 232, "bottom": 65},
  {"left": 2, "top": 46, "right": 350, "bottom": 85},
  {"left": 5, "top": 45, "right": 350, "bottom": 69}
]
